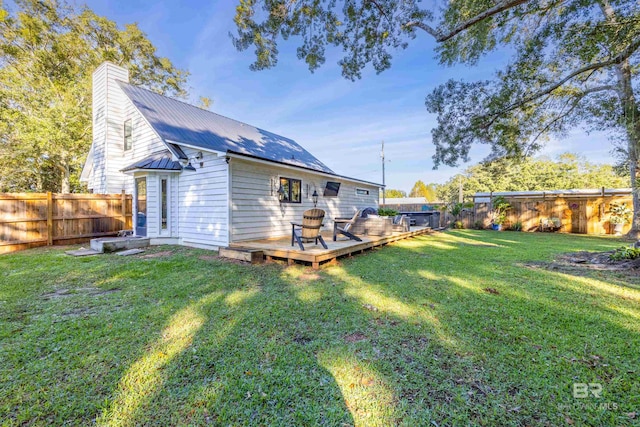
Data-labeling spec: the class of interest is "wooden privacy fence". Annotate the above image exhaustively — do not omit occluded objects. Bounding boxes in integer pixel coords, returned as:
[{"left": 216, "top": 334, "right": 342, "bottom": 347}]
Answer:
[
  {"left": 0, "top": 192, "right": 132, "bottom": 254},
  {"left": 472, "top": 194, "right": 633, "bottom": 235}
]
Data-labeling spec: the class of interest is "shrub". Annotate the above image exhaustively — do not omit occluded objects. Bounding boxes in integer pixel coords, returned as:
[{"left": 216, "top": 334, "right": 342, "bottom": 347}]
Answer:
[
  {"left": 609, "top": 203, "right": 632, "bottom": 225},
  {"left": 377, "top": 208, "right": 398, "bottom": 217},
  {"left": 473, "top": 220, "right": 484, "bottom": 230},
  {"left": 510, "top": 221, "right": 523, "bottom": 231},
  {"left": 491, "top": 196, "right": 511, "bottom": 225},
  {"left": 609, "top": 246, "right": 640, "bottom": 261},
  {"left": 452, "top": 220, "right": 465, "bottom": 229}
]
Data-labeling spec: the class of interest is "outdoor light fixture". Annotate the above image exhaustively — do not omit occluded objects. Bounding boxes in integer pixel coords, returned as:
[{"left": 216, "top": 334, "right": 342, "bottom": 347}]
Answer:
[
  {"left": 277, "top": 183, "right": 286, "bottom": 202},
  {"left": 312, "top": 190, "right": 319, "bottom": 207}
]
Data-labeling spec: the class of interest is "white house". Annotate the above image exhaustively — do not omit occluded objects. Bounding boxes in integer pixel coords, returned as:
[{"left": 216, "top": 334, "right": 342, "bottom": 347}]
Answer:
[{"left": 81, "top": 62, "right": 380, "bottom": 249}]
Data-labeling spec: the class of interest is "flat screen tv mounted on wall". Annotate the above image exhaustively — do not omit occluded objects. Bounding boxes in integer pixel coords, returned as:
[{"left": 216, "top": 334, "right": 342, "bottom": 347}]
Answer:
[{"left": 323, "top": 181, "right": 341, "bottom": 197}]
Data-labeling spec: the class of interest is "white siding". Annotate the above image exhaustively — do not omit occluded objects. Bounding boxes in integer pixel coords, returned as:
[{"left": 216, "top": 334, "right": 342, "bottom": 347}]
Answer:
[
  {"left": 230, "top": 159, "right": 379, "bottom": 242},
  {"left": 178, "top": 149, "right": 229, "bottom": 248},
  {"left": 112, "top": 95, "right": 168, "bottom": 190}
]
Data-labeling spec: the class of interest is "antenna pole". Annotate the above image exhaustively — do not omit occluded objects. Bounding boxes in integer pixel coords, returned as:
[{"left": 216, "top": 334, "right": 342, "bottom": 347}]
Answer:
[{"left": 381, "top": 141, "right": 386, "bottom": 206}]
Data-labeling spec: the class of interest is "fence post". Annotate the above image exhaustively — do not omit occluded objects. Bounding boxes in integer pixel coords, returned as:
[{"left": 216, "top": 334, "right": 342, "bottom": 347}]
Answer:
[
  {"left": 47, "top": 192, "right": 53, "bottom": 246},
  {"left": 121, "top": 190, "right": 126, "bottom": 230}
]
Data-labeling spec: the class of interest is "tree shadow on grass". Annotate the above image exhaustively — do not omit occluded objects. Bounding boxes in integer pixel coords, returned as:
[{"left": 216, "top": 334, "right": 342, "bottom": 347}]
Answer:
[
  {"left": 332, "top": 232, "right": 640, "bottom": 425},
  {"left": 96, "top": 233, "right": 639, "bottom": 426},
  {"left": 87, "top": 257, "right": 364, "bottom": 426},
  {"left": 3, "top": 235, "right": 638, "bottom": 426}
]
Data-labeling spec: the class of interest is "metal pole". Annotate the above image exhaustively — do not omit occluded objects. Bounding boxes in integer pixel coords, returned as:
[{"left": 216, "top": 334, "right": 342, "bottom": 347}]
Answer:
[{"left": 381, "top": 141, "right": 386, "bottom": 206}]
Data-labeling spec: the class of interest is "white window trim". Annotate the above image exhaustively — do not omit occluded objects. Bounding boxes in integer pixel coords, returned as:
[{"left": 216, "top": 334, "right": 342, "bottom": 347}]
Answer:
[
  {"left": 124, "top": 118, "right": 133, "bottom": 152},
  {"left": 356, "top": 187, "right": 370, "bottom": 196},
  {"left": 159, "top": 175, "right": 170, "bottom": 236}
]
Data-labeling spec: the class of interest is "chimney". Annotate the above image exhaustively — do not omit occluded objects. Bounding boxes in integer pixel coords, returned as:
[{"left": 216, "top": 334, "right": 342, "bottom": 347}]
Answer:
[{"left": 90, "top": 62, "right": 130, "bottom": 193}]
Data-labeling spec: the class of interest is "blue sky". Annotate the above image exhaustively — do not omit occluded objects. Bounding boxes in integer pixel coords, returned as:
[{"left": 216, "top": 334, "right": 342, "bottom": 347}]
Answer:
[{"left": 83, "top": 0, "right": 616, "bottom": 193}]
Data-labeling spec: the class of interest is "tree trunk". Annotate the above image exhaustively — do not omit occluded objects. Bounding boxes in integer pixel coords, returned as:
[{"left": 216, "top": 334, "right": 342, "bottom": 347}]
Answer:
[
  {"left": 57, "top": 161, "right": 71, "bottom": 193},
  {"left": 61, "top": 168, "right": 70, "bottom": 193},
  {"left": 615, "top": 60, "right": 640, "bottom": 239},
  {"left": 600, "top": 1, "right": 640, "bottom": 240}
]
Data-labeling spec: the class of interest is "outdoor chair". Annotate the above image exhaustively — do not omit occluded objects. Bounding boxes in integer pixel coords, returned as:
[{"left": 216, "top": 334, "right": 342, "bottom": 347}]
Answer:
[
  {"left": 333, "top": 209, "right": 364, "bottom": 242},
  {"left": 391, "top": 215, "right": 410, "bottom": 232},
  {"left": 291, "top": 208, "right": 328, "bottom": 251}
]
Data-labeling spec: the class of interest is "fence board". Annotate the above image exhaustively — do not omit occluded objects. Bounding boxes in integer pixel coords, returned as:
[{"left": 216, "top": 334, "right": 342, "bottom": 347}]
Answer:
[
  {"left": 473, "top": 195, "right": 632, "bottom": 234},
  {"left": 0, "top": 192, "right": 132, "bottom": 254}
]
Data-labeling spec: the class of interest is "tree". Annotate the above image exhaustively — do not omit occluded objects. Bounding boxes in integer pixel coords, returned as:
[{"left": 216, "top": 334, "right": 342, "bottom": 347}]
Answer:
[
  {"left": 232, "top": 1, "right": 640, "bottom": 238},
  {"left": 384, "top": 189, "right": 406, "bottom": 198},
  {"left": 0, "top": 0, "right": 188, "bottom": 193},
  {"left": 409, "top": 180, "right": 437, "bottom": 201},
  {"left": 436, "top": 154, "right": 629, "bottom": 203},
  {"left": 198, "top": 96, "right": 213, "bottom": 110}
]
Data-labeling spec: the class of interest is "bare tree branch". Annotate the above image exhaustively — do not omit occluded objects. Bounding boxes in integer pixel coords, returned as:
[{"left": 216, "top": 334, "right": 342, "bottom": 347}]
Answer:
[
  {"left": 513, "top": 38, "right": 640, "bottom": 106},
  {"left": 580, "top": 85, "right": 618, "bottom": 95},
  {"left": 527, "top": 94, "right": 587, "bottom": 151},
  {"left": 477, "top": 37, "right": 640, "bottom": 126},
  {"left": 404, "top": 0, "right": 532, "bottom": 42}
]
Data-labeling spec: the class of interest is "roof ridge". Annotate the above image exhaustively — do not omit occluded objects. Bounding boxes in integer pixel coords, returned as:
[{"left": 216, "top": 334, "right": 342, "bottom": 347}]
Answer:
[{"left": 116, "top": 80, "right": 287, "bottom": 138}]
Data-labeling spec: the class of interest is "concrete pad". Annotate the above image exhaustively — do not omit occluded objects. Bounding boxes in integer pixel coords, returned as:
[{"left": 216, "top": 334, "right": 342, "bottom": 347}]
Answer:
[
  {"left": 66, "top": 248, "right": 101, "bottom": 257},
  {"left": 116, "top": 249, "right": 145, "bottom": 256}
]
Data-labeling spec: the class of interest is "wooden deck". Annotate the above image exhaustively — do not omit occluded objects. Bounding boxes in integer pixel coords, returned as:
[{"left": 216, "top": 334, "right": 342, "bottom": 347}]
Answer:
[{"left": 226, "top": 227, "right": 432, "bottom": 268}]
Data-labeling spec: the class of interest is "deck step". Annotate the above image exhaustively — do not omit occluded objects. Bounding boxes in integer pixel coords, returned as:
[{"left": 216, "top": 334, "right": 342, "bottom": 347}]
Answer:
[{"left": 219, "top": 247, "right": 264, "bottom": 264}]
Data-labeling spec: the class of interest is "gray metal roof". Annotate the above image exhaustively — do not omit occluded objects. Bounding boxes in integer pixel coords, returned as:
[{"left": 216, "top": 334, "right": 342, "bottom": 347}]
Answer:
[
  {"left": 118, "top": 82, "right": 335, "bottom": 174},
  {"left": 121, "top": 150, "right": 183, "bottom": 172}
]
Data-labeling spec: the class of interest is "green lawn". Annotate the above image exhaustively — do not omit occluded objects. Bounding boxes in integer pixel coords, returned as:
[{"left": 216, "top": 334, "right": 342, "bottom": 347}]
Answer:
[{"left": 1, "top": 231, "right": 638, "bottom": 426}]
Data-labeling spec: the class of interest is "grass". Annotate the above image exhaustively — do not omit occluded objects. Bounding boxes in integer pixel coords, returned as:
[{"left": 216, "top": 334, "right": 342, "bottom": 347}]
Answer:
[{"left": 1, "top": 230, "right": 638, "bottom": 426}]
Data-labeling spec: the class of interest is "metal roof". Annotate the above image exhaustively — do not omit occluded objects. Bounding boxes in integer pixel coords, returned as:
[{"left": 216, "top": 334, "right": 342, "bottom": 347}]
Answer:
[
  {"left": 118, "top": 82, "right": 335, "bottom": 174},
  {"left": 121, "top": 150, "right": 183, "bottom": 172}
]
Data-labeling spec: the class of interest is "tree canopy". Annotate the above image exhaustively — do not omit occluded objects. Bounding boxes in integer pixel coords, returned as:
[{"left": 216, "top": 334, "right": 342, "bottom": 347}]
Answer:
[
  {"left": 233, "top": 0, "right": 640, "bottom": 237},
  {"left": 436, "top": 154, "right": 629, "bottom": 203},
  {"left": 409, "top": 180, "right": 437, "bottom": 201},
  {"left": 383, "top": 189, "right": 407, "bottom": 198},
  {"left": 0, "top": 0, "right": 188, "bottom": 193}
]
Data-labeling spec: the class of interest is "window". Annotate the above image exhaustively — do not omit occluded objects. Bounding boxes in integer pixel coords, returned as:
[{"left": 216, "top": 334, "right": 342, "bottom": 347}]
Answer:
[
  {"left": 279, "top": 177, "right": 301, "bottom": 203},
  {"left": 356, "top": 188, "right": 370, "bottom": 196},
  {"left": 323, "top": 181, "right": 341, "bottom": 197},
  {"left": 160, "top": 178, "right": 168, "bottom": 230},
  {"left": 124, "top": 119, "right": 132, "bottom": 151}
]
